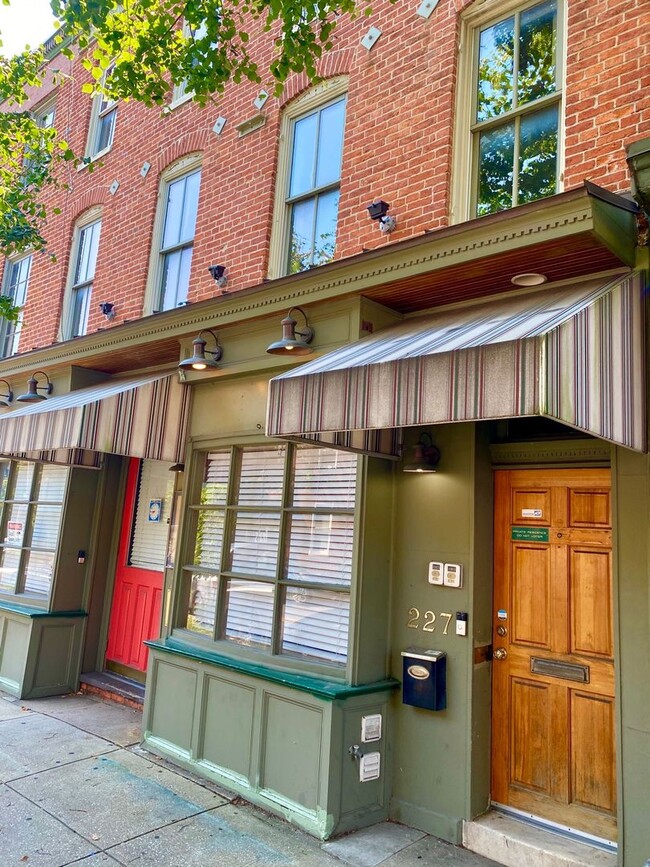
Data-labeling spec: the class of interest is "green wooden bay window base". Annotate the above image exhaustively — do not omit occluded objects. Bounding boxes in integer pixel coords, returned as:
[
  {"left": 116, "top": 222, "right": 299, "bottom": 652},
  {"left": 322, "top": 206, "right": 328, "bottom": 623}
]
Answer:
[
  {"left": 0, "top": 604, "right": 87, "bottom": 698},
  {"left": 144, "top": 638, "right": 399, "bottom": 839}
]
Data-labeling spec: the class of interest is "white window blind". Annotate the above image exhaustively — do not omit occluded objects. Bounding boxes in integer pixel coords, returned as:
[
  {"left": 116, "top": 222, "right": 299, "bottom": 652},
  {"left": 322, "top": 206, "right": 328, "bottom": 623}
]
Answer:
[
  {"left": 184, "top": 444, "right": 357, "bottom": 668},
  {"left": 0, "top": 461, "right": 69, "bottom": 599},
  {"left": 129, "top": 460, "right": 174, "bottom": 570}
]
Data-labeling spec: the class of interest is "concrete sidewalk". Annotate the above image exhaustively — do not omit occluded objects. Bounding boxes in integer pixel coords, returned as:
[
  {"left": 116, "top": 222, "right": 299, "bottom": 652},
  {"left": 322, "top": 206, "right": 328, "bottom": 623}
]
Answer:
[{"left": 0, "top": 690, "right": 499, "bottom": 867}]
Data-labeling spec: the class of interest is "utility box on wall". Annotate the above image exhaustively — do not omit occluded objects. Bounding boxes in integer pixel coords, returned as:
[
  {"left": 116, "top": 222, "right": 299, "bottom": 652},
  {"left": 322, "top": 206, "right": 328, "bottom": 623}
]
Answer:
[{"left": 401, "top": 647, "right": 446, "bottom": 711}]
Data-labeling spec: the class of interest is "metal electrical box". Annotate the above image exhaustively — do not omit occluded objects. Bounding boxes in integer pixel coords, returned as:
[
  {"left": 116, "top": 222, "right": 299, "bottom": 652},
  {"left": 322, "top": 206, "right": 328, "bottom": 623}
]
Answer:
[{"left": 401, "top": 646, "right": 447, "bottom": 711}]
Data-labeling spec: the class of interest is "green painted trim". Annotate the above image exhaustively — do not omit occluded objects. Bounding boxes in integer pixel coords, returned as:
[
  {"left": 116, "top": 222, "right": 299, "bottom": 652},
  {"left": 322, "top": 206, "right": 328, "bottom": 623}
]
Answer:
[
  {"left": 146, "top": 637, "right": 400, "bottom": 700},
  {"left": 0, "top": 600, "right": 87, "bottom": 619}
]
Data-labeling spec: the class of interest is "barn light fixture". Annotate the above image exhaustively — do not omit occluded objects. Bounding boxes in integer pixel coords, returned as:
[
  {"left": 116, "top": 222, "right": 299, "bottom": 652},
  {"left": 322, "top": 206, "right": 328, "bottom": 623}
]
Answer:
[
  {"left": 403, "top": 432, "right": 441, "bottom": 473},
  {"left": 266, "top": 307, "right": 314, "bottom": 356},
  {"left": 16, "top": 371, "right": 53, "bottom": 403},
  {"left": 0, "top": 379, "right": 13, "bottom": 407},
  {"left": 178, "top": 330, "right": 223, "bottom": 371}
]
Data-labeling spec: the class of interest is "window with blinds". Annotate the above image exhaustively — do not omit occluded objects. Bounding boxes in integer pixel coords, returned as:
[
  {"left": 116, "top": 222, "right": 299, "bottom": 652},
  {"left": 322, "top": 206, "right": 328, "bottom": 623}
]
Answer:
[
  {"left": 184, "top": 444, "right": 358, "bottom": 668},
  {"left": 129, "top": 460, "right": 175, "bottom": 571},
  {"left": 0, "top": 461, "right": 69, "bottom": 599}
]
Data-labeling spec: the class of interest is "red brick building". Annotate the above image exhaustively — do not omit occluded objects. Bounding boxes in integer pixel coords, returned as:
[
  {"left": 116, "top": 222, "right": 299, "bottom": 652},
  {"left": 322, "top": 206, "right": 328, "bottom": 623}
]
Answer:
[{"left": 0, "top": 2, "right": 649, "bottom": 864}]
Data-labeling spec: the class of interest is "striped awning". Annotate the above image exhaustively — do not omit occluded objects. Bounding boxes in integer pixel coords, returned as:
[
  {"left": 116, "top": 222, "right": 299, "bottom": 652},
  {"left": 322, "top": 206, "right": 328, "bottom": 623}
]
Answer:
[
  {"left": 0, "top": 371, "right": 190, "bottom": 464},
  {"left": 266, "top": 272, "right": 646, "bottom": 456}
]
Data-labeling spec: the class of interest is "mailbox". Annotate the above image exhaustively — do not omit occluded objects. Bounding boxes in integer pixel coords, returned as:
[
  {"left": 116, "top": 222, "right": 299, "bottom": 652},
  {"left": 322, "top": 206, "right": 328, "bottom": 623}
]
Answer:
[{"left": 401, "top": 646, "right": 446, "bottom": 711}]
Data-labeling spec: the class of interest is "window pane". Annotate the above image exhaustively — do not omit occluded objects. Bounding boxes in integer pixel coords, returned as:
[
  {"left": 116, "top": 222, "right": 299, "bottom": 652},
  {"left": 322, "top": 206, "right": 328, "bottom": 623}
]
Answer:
[
  {"left": 477, "top": 122, "right": 514, "bottom": 216},
  {"left": 289, "top": 111, "right": 318, "bottom": 197},
  {"left": 286, "top": 513, "right": 354, "bottom": 586},
  {"left": 187, "top": 571, "right": 218, "bottom": 634},
  {"left": 315, "top": 98, "right": 346, "bottom": 188},
  {"left": 281, "top": 587, "right": 349, "bottom": 663},
  {"left": 477, "top": 16, "right": 514, "bottom": 121},
  {"left": 5, "top": 503, "right": 28, "bottom": 546},
  {"left": 194, "top": 509, "right": 225, "bottom": 568},
  {"left": 23, "top": 550, "right": 55, "bottom": 596},
  {"left": 162, "top": 177, "right": 186, "bottom": 248},
  {"left": 202, "top": 452, "right": 231, "bottom": 505},
  {"left": 237, "top": 447, "right": 285, "bottom": 506},
  {"left": 293, "top": 448, "right": 357, "bottom": 508},
  {"left": 6, "top": 256, "right": 31, "bottom": 306},
  {"left": 0, "top": 548, "right": 20, "bottom": 592},
  {"left": 13, "top": 463, "right": 34, "bottom": 500},
  {"left": 225, "top": 579, "right": 274, "bottom": 647},
  {"left": 75, "top": 221, "right": 101, "bottom": 285},
  {"left": 71, "top": 285, "right": 91, "bottom": 336},
  {"left": 180, "top": 170, "right": 201, "bottom": 242},
  {"left": 312, "top": 189, "right": 339, "bottom": 267},
  {"left": 30, "top": 505, "right": 63, "bottom": 549},
  {"left": 0, "top": 463, "right": 10, "bottom": 500},
  {"left": 288, "top": 197, "right": 315, "bottom": 274},
  {"left": 161, "top": 246, "right": 193, "bottom": 310},
  {"left": 96, "top": 108, "right": 116, "bottom": 152},
  {"left": 519, "top": 0, "right": 557, "bottom": 107},
  {"left": 228, "top": 512, "right": 280, "bottom": 577},
  {"left": 518, "top": 103, "right": 558, "bottom": 205},
  {"left": 38, "top": 465, "right": 68, "bottom": 501}
]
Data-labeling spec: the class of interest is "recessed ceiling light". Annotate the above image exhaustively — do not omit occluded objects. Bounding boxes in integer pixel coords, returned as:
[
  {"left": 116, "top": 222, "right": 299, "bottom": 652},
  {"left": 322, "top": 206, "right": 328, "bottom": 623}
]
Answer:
[{"left": 511, "top": 272, "right": 548, "bottom": 287}]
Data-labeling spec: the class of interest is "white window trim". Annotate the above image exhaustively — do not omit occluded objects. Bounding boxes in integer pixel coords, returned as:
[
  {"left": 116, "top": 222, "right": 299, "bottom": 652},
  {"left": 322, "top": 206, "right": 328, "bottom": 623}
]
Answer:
[
  {"left": 143, "top": 152, "right": 203, "bottom": 315},
  {"left": 450, "top": 0, "right": 566, "bottom": 225},
  {"left": 84, "top": 69, "right": 118, "bottom": 162},
  {"left": 32, "top": 95, "right": 57, "bottom": 129},
  {"left": 267, "top": 76, "right": 348, "bottom": 280},
  {"left": 0, "top": 252, "right": 32, "bottom": 358},
  {"left": 59, "top": 206, "right": 102, "bottom": 341}
]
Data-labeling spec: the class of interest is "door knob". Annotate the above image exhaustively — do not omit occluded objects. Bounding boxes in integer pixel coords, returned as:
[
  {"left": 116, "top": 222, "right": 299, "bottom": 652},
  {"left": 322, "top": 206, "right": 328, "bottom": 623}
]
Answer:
[{"left": 493, "top": 648, "right": 507, "bottom": 660}]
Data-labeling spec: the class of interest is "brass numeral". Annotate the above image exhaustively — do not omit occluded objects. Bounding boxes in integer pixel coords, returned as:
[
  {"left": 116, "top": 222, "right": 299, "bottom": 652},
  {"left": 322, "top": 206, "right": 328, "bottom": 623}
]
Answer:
[
  {"left": 440, "top": 612, "right": 453, "bottom": 635},
  {"left": 407, "top": 607, "right": 420, "bottom": 629},
  {"left": 423, "top": 611, "right": 436, "bottom": 632}
]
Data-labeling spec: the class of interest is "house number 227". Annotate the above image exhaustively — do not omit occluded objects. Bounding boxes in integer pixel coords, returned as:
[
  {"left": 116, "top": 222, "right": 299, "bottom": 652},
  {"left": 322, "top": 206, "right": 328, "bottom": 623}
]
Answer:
[{"left": 407, "top": 608, "right": 453, "bottom": 634}]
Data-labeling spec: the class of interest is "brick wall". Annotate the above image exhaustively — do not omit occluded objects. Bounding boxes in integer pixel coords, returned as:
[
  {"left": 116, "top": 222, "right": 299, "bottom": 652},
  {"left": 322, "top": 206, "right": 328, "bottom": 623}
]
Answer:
[{"left": 3, "top": 0, "right": 649, "bottom": 353}]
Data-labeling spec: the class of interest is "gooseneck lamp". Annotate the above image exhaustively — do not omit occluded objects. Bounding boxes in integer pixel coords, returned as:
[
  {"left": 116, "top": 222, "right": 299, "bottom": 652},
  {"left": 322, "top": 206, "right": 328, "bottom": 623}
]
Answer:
[
  {"left": 178, "top": 330, "right": 223, "bottom": 371},
  {"left": 16, "top": 371, "right": 53, "bottom": 403},
  {"left": 266, "top": 307, "right": 314, "bottom": 356}
]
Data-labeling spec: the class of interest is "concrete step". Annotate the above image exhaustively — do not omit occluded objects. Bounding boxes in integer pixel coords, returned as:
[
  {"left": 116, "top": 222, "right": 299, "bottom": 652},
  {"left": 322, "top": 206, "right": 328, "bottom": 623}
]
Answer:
[
  {"left": 79, "top": 671, "right": 145, "bottom": 709},
  {"left": 463, "top": 812, "right": 617, "bottom": 867}
]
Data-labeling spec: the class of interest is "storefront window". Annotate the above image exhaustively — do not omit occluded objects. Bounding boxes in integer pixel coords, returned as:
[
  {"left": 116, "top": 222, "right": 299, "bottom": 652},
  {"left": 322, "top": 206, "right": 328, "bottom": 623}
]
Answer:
[
  {"left": 183, "top": 444, "right": 357, "bottom": 666},
  {"left": 0, "top": 461, "right": 69, "bottom": 600}
]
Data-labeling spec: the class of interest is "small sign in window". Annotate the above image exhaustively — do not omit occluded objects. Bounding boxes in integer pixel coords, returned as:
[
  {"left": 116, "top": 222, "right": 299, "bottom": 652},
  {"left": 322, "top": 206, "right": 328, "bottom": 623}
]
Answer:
[{"left": 148, "top": 499, "right": 162, "bottom": 522}]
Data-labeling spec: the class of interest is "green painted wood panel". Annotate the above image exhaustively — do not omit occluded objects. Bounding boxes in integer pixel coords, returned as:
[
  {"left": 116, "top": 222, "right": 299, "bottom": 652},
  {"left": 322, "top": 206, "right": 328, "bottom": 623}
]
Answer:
[{"left": 202, "top": 675, "right": 255, "bottom": 780}]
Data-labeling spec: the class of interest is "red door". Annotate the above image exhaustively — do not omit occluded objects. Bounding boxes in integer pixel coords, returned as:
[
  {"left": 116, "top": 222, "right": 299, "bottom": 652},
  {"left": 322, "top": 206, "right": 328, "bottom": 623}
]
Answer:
[{"left": 106, "top": 458, "right": 165, "bottom": 673}]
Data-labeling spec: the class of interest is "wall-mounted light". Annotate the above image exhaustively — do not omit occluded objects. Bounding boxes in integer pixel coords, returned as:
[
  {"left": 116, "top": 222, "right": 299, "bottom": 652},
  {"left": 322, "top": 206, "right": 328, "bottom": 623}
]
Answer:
[
  {"left": 266, "top": 307, "right": 314, "bottom": 356},
  {"left": 16, "top": 371, "right": 53, "bottom": 403},
  {"left": 168, "top": 463, "right": 185, "bottom": 472},
  {"left": 403, "top": 432, "right": 441, "bottom": 473},
  {"left": 208, "top": 264, "right": 228, "bottom": 289},
  {"left": 367, "top": 199, "right": 397, "bottom": 234},
  {"left": 0, "top": 379, "right": 13, "bottom": 407},
  {"left": 99, "top": 301, "right": 116, "bottom": 320},
  {"left": 178, "top": 330, "right": 223, "bottom": 371}
]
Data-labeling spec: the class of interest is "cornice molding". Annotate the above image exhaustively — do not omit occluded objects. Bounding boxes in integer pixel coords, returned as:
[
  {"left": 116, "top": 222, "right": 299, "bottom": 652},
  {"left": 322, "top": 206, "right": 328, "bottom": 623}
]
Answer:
[{"left": 490, "top": 439, "right": 612, "bottom": 466}]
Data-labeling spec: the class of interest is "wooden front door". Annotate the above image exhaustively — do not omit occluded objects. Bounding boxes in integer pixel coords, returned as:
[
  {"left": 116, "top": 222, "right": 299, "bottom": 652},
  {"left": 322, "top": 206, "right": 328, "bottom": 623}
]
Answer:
[
  {"left": 492, "top": 468, "right": 616, "bottom": 841},
  {"left": 106, "top": 458, "right": 168, "bottom": 674}
]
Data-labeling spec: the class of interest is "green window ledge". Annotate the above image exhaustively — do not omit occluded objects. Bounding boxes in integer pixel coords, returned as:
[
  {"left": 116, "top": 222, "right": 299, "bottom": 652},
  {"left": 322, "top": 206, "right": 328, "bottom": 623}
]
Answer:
[
  {"left": 0, "top": 600, "right": 87, "bottom": 619},
  {"left": 147, "top": 637, "right": 400, "bottom": 701}
]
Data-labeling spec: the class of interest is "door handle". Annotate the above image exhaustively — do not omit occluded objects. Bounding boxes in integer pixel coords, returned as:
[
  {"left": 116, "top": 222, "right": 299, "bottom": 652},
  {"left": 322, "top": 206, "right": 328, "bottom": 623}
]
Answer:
[{"left": 493, "top": 648, "right": 507, "bottom": 660}]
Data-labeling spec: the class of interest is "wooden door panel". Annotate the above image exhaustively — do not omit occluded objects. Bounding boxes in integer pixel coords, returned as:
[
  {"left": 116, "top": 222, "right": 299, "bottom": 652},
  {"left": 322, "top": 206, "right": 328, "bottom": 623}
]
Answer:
[
  {"left": 570, "top": 548, "right": 613, "bottom": 658},
  {"left": 512, "top": 545, "right": 551, "bottom": 648},
  {"left": 510, "top": 679, "right": 553, "bottom": 793},
  {"left": 571, "top": 691, "right": 616, "bottom": 814},
  {"left": 512, "top": 489, "right": 551, "bottom": 525},
  {"left": 493, "top": 468, "right": 616, "bottom": 841},
  {"left": 568, "top": 488, "right": 611, "bottom": 528}
]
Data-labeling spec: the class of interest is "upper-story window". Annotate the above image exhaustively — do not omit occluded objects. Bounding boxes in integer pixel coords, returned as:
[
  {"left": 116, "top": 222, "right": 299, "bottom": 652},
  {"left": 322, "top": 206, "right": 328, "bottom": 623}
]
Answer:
[
  {"left": 34, "top": 97, "right": 56, "bottom": 130},
  {"left": 148, "top": 160, "right": 201, "bottom": 312},
  {"left": 62, "top": 211, "right": 102, "bottom": 339},
  {"left": 472, "top": 0, "right": 560, "bottom": 216},
  {"left": 0, "top": 254, "right": 31, "bottom": 357},
  {"left": 170, "top": 20, "right": 209, "bottom": 106},
  {"left": 268, "top": 78, "right": 348, "bottom": 279},
  {"left": 86, "top": 67, "right": 117, "bottom": 159}
]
